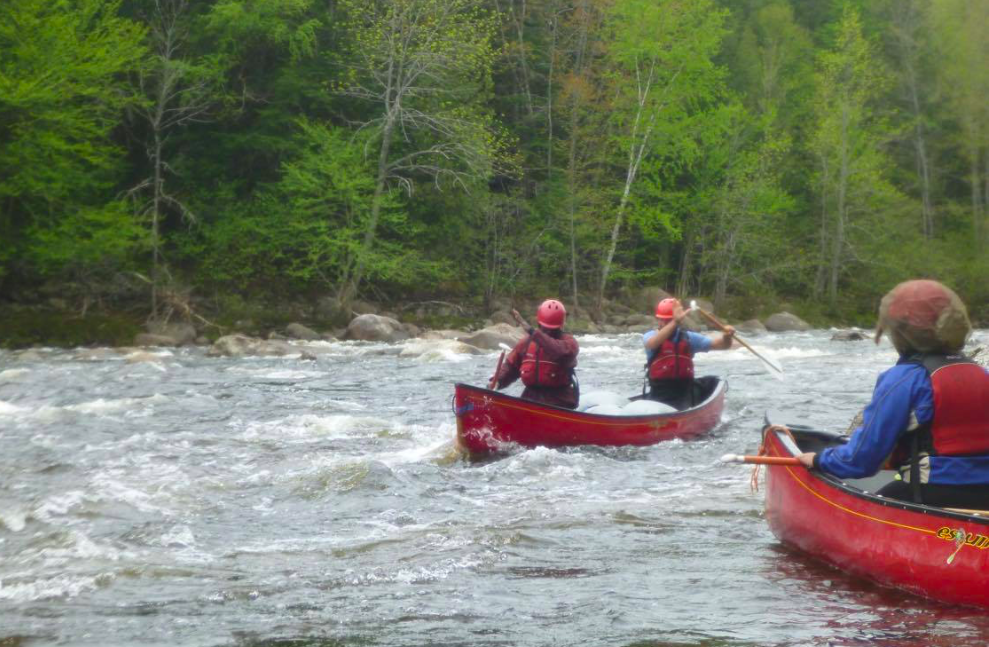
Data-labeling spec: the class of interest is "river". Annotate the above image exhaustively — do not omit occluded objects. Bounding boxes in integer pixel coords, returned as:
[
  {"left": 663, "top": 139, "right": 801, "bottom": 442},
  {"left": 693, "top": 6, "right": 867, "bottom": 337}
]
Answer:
[{"left": 2, "top": 329, "right": 988, "bottom": 647}]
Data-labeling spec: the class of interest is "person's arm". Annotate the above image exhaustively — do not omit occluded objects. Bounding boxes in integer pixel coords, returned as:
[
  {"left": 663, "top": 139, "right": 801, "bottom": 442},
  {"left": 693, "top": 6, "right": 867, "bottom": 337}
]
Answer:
[
  {"left": 708, "top": 325, "right": 736, "bottom": 351},
  {"left": 493, "top": 337, "right": 527, "bottom": 389},
  {"left": 812, "top": 364, "right": 932, "bottom": 479}
]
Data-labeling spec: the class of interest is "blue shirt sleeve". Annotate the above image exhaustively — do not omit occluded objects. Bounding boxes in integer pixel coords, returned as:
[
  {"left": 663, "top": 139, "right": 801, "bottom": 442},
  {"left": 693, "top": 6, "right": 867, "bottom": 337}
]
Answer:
[
  {"left": 817, "top": 362, "right": 934, "bottom": 479},
  {"left": 643, "top": 329, "right": 657, "bottom": 363},
  {"left": 684, "top": 331, "right": 713, "bottom": 353}
]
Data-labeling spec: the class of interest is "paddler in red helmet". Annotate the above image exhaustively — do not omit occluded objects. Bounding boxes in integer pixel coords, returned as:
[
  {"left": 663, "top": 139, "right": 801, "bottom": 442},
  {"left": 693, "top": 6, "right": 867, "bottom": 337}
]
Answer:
[
  {"left": 797, "top": 279, "right": 989, "bottom": 507},
  {"left": 643, "top": 298, "right": 735, "bottom": 409},
  {"left": 490, "top": 299, "right": 580, "bottom": 409}
]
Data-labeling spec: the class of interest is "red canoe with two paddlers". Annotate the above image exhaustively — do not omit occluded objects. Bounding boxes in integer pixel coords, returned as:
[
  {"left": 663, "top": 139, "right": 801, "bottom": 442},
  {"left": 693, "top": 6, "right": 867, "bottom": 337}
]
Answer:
[{"left": 453, "top": 376, "right": 726, "bottom": 456}]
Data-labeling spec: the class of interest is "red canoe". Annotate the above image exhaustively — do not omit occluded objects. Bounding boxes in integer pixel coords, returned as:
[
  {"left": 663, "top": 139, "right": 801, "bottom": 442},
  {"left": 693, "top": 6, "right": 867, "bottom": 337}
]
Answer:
[
  {"left": 454, "top": 376, "right": 726, "bottom": 456},
  {"left": 760, "top": 421, "right": 989, "bottom": 608}
]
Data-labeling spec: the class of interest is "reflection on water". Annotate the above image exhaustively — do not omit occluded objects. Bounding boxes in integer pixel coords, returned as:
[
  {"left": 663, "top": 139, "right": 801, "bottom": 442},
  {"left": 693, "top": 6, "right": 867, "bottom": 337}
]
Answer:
[{"left": 1, "top": 330, "right": 987, "bottom": 646}]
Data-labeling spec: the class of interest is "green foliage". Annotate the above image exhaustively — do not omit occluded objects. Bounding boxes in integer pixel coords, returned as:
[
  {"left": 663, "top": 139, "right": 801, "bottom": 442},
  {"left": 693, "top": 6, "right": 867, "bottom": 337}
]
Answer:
[
  {"left": 0, "top": 0, "right": 147, "bottom": 284},
  {"left": 1, "top": 0, "right": 988, "bottom": 329}
]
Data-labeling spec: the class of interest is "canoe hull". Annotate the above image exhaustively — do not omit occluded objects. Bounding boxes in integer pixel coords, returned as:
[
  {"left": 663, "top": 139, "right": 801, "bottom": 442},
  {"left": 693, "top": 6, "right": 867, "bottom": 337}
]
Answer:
[
  {"left": 454, "top": 378, "right": 725, "bottom": 456},
  {"left": 762, "top": 424, "right": 989, "bottom": 608}
]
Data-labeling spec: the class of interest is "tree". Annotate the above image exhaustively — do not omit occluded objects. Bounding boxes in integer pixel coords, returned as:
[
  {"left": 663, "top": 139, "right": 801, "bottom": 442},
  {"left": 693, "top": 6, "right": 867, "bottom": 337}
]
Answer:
[
  {"left": 811, "top": 7, "right": 901, "bottom": 309},
  {"left": 0, "top": 0, "right": 147, "bottom": 295},
  {"left": 129, "top": 0, "right": 223, "bottom": 319},
  {"left": 932, "top": 0, "right": 989, "bottom": 243},
  {"left": 336, "top": 0, "right": 514, "bottom": 304},
  {"left": 596, "top": 0, "right": 727, "bottom": 309}
]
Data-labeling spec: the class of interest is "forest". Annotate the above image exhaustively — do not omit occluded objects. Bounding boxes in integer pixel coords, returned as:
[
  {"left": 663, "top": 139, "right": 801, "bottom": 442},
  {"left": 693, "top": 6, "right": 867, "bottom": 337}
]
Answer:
[{"left": 1, "top": 0, "right": 988, "bottom": 341}]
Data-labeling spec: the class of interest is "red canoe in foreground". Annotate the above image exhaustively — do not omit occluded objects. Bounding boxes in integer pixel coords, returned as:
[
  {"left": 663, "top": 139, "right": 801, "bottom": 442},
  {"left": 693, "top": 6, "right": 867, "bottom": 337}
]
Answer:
[
  {"left": 760, "top": 421, "right": 989, "bottom": 608},
  {"left": 454, "top": 376, "right": 726, "bottom": 456}
]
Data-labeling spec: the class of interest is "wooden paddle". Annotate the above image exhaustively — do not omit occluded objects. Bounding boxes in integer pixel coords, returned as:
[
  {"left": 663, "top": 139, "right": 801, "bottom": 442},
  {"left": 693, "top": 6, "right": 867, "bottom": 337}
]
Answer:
[
  {"left": 488, "top": 351, "right": 505, "bottom": 390},
  {"left": 690, "top": 301, "right": 784, "bottom": 379},
  {"left": 720, "top": 453, "right": 801, "bottom": 466}
]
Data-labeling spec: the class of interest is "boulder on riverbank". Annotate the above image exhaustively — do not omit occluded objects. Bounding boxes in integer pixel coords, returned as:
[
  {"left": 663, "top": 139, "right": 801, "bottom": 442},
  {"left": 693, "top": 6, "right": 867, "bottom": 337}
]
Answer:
[
  {"left": 286, "top": 322, "right": 321, "bottom": 340},
  {"left": 831, "top": 329, "right": 868, "bottom": 342},
  {"left": 456, "top": 323, "right": 524, "bottom": 351},
  {"left": 147, "top": 321, "right": 197, "bottom": 345},
  {"left": 736, "top": 319, "right": 767, "bottom": 334},
  {"left": 345, "top": 314, "right": 410, "bottom": 343},
  {"left": 134, "top": 333, "right": 181, "bottom": 347},
  {"left": 399, "top": 339, "right": 485, "bottom": 358},
  {"left": 764, "top": 312, "right": 812, "bottom": 332},
  {"left": 207, "top": 334, "right": 298, "bottom": 357}
]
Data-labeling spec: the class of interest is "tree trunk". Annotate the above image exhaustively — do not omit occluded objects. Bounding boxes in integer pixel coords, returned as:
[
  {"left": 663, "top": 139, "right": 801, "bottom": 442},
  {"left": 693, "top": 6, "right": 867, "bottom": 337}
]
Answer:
[
  {"left": 970, "top": 146, "right": 983, "bottom": 241},
  {"left": 676, "top": 229, "right": 694, "bottom": 298},
  {"left": 907, "top": 76, "right": 934, "bottom": 238},
  {"left": 598, "top": 59, "right": 657, "bottom": 309},
  {"left": 342, "top": 114, "right": 395, "bottom": 305},
  {"left": 151, "top": 132, "right": 163, "bottom": 318},
  {"left": 813, "top": 155, "right": 830, "bottom": 300},
  {"left": 829, "top": 107, "right": 851, "bottom": 310}
]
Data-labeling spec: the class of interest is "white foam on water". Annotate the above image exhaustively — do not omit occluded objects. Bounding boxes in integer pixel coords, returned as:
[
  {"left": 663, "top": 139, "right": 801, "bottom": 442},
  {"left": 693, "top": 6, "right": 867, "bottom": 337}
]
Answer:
[
  {"left": 224, "top": 365, "right": 323, "bottom": 379},
  {"left": 90, "top": 474, "right": 168, "bottom": 515},
  {"left": 8, "top": 393, "right": 171, "bottom": 421},
  {"left": 0, "top": 368, "right": 30, "bottom": 381},
  {"left": 123, "top": 349, "right": 174, "bottom": 359},
  {"left": 0, "top": 507, "right": 27, "bottom": 532},
  {"left": 34, "top": 490, "right": 88, "bottom": 522},
  {"left": 375, "top": 433, "right": 457, "bottom": 467},
  {"left": 769, "top": 347, "right": 832, "bottom": 359},
  {"left": 497, "top": 446, "right": 590, "bottom": 483},
  {"left": 579, "top": 345, "right": 631, "bottom": 356},
  {"left": 399, "top": 339, "right": 476, "bottom": 362},
  {"left": 341, "top": 554, "right": 485, "bottom": 587},
  {"left": 0, "top": 573, "right": 106, "bottom": 601},
  {"left": 239, "top": 412, "right": 398, "bottom": 443},
  {"left": 0, "top": 400, "right": 25, "bottom": 415},
  {"left": 578, "top": 334, "right": 625, "bottom": 343},
  {"left": 412, "top": 346, "right": 473, "bottom": 363},
  {"left": 229, "top": 534, "right": 355, "bottom": 556},
  {"left": 160, "top": 525, "right": 196, "bottom": 548},
  {"left": 258, "top": 369, "right": 321, "bottom": 379}
]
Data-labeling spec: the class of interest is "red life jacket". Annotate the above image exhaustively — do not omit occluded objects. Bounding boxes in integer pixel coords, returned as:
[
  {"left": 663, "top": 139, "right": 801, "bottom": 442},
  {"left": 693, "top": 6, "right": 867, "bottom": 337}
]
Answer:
[
  {"left": 922, "top": 355, "right": 989, "bottom": 456},
  {"left": 647, "top": 334, "right": 694, "bottom": 381},
  {"left": 519, "top": 336, "right": 572, "bottom": 388}
]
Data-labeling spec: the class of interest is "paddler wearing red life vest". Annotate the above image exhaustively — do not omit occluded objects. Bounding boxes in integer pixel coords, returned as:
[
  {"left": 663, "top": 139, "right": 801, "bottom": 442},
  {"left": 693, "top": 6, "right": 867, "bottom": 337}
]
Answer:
[
  {"left": 643, "top": 298, "right": 735, "bottom": 410},
  {"left": 797, "top": 279, "right": 989, "bottom": 508},
  {"left": 491, "top": 299, "right": 580, "bottom": 409}
]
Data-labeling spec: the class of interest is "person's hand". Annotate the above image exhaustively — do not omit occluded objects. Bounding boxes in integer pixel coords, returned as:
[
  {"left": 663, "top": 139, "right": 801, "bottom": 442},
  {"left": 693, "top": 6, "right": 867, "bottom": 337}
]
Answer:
[
  {"left": 723, "top": 325, "right": 736, "bottom": 338},
  {"left": 796, "top": 452, "right": 816, "bottom": 469},
  {"left": 673, "top": 301, "right": 691, "bottom": 323}
]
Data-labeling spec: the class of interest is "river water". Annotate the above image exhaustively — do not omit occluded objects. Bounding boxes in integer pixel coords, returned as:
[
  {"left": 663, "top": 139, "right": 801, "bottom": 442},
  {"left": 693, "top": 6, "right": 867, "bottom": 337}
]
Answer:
[{"left": 1, "top": 329, "right": 988, "bottom": 647}]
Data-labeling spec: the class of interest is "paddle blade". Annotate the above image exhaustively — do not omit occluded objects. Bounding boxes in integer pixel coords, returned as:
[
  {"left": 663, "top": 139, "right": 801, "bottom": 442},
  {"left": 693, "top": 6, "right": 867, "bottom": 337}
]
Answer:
[{"left": 759, "top": 353, "right": 785, "bottom": 380}]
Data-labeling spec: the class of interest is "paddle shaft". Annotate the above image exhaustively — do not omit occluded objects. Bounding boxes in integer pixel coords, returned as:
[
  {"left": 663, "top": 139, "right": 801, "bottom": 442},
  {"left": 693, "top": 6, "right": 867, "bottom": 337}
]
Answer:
[
  {"left": 694, "top": 308, "right": 780, "bottom": 372},
  {"left": 488, "top": 351, "right": 506, "bottom": 389}
]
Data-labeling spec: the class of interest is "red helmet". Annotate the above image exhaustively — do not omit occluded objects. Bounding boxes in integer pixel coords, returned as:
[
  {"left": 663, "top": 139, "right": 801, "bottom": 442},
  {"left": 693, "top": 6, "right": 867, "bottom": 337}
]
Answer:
[
  {"left": 536, "top": 299, "right": 566, "bottom": 329},
  {"left": 655, "top": 298, "right": 678, "bottom": 320}
]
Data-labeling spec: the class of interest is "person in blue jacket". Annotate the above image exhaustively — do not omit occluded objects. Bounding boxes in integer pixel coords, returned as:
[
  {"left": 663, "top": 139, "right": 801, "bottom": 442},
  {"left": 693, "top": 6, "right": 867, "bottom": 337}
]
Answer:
[
  {"left": 797, "top": 280, "right": 989, "bottom": 508},
  {"left": 643, "top": 298, "right": 735, "bottom": 409}
]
